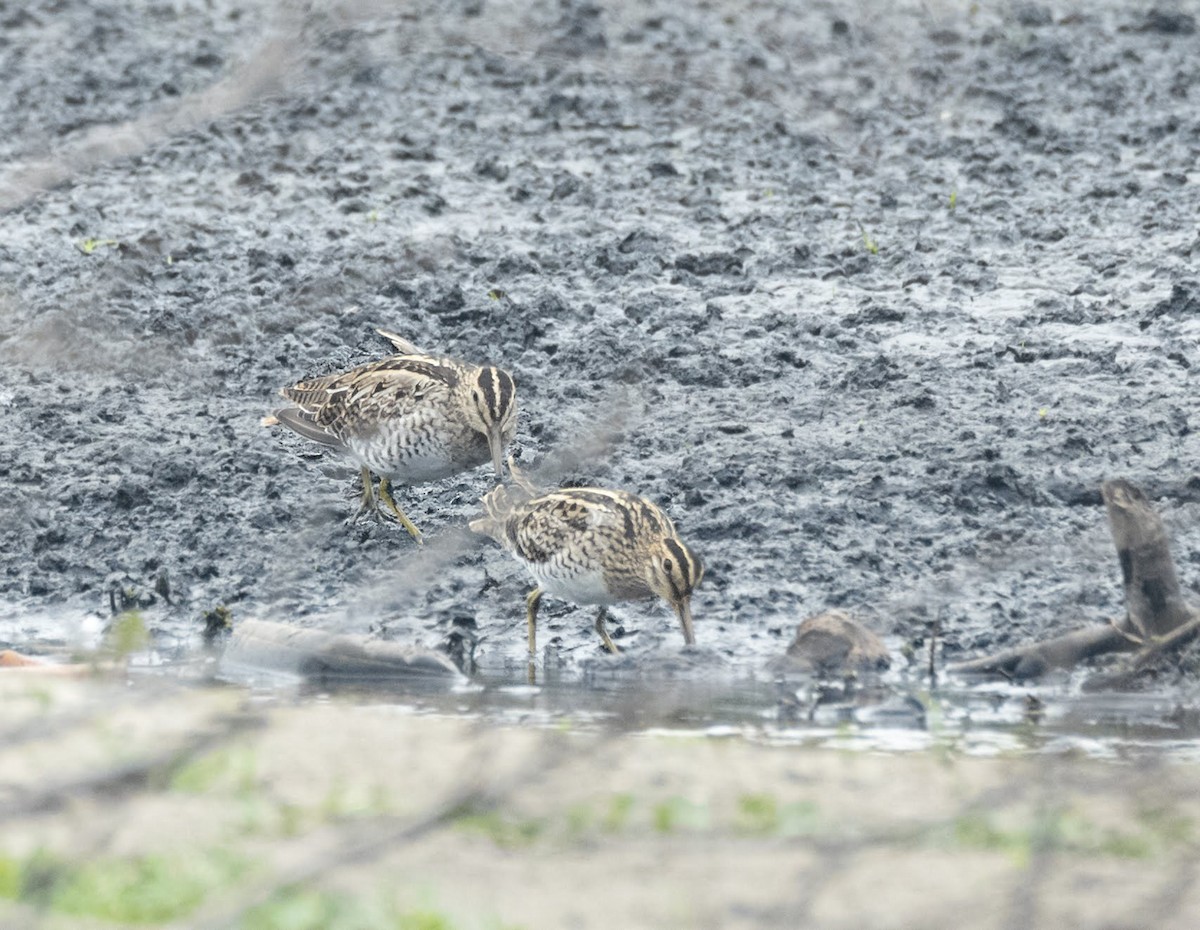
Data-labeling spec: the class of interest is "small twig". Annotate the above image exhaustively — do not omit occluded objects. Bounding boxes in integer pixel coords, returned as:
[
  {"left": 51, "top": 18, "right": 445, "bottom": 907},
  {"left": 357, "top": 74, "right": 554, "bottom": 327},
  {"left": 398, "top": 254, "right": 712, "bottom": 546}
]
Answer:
[
  {"left": 1128, "top": 611, "right": 1200, "bottom": 671},
  {"left": 1086, "top": 610, "right": 1200, "bottom": 690},
  {"left": 927, "top": 615, "right": 939, "bottom": 690},
  {"left": 1108, "top": 617, "right": 1145, "bottom": 647}
]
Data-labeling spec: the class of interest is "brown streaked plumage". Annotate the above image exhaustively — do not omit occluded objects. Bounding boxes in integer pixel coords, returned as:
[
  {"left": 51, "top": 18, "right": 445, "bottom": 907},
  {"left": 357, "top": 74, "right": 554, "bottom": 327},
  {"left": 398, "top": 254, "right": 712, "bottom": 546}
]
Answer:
[
  {"left": 265, "top": 329, "right": 518, "bottom": 543},
  {"left": 470, "top": 460, "right": 703, "bottom": 654}
]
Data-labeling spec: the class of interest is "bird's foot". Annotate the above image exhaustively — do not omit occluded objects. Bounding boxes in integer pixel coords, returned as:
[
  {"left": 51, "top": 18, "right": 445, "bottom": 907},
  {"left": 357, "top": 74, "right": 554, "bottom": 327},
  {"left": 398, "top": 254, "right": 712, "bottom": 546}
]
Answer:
[
  {"left": 595, "top": 608, "right": 621, "bottom": 655},
  {"left": 379, "top": 477, "right": 425, "bottom": 545},
  {"left": 352, "top": 467, "right": 385, "bottom": 523}
]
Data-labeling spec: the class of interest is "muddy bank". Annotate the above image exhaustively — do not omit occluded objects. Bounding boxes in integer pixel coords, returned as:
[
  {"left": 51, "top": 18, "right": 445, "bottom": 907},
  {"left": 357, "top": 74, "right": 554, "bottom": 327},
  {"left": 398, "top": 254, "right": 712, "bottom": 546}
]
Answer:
[{"left": 0, "top": 0, "right": 1197, "bottom": 677}]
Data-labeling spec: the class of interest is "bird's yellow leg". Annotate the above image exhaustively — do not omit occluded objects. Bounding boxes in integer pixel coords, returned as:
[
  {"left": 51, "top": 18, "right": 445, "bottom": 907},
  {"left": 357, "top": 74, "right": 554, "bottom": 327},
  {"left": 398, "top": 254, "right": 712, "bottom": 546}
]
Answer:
[
  {"left": 378, "top": 477, "right": 424, "bottom": 545},
  {"left": 525, "top": 588, "right": 543, "bottom": 656},
  {"left": 595, "top": 607, "right": 620, "bottom": 655},
  {"left": 355, "top": 466, "right": 377, "bottom": 516}
]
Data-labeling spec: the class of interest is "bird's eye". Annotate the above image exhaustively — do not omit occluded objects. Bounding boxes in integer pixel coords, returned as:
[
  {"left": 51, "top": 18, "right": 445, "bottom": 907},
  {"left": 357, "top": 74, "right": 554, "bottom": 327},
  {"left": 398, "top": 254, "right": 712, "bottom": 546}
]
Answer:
[{"left": 663, "top": 558, "right": 673, "bottom": 573}]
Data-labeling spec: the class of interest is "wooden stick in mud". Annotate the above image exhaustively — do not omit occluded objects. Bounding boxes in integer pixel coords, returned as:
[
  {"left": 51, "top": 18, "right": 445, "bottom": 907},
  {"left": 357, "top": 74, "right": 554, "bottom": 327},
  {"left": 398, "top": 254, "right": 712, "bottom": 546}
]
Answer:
[
  {"left": 948, "top": 623, "right": 1137, "bottom": 680},
  {"left": 1084, "top": 613, "right": 1200, "bottom": 691},
  {"left": 949, "top": 478, "right": 1196, "bottom": 682},
  {"left": 1102, "top": 478, "right": 1195, "bottom": 638}
]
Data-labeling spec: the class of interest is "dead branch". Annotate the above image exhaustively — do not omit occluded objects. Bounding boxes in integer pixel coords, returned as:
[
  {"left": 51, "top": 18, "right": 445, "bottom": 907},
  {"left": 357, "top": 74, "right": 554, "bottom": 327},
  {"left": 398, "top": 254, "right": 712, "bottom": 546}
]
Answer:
[
  {"left": 1084, "top": 612, "right": 1200, "bottom": 691},
  {"left": 220, "top": 619, "right": 464, "bottom": 682},
  {"left": 949, "top": 622, "right": 1138, "bottom": 680},
  {"left": 1103, "top": 478, "right": 1195, "bottom": 637},
  {"left": 949, "top": 479, "right": 1197, "bottom": 683}
]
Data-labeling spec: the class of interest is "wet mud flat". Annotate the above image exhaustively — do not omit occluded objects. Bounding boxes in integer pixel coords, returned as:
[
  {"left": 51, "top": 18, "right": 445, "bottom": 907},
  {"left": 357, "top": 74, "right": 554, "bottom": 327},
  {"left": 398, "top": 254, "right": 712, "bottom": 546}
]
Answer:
[
  {"left": 1, "top": 1, "right": 1200, "bottom": 685},
  {"left": 7, "top": 4, "right": 1200, "bottom": 926}
]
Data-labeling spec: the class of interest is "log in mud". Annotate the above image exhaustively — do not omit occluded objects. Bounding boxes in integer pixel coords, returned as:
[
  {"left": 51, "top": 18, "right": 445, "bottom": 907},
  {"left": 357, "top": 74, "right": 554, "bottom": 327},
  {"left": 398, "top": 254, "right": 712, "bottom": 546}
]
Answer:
[{"left": 950, "top": 479, "right": 1199, "bottom": 684}]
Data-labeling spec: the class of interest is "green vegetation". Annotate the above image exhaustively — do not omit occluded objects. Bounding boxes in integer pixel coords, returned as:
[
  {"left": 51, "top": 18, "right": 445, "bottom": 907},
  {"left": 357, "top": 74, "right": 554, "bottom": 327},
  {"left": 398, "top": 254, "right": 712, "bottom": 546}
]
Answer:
[
  {"left": 1135, "top": 804, "right": 1195, "bottom": 846},
  {"left": 171, "top": 744, "right": 260, "bottom": 796},
  {"left": 736, "top": 793, "right": 779, "bottom": 834},
  {"left": 950, "top": 812, "right": 1032, "bottom": 862},
  {"left": 565, "top": 802, "right": 593, "bottom": 837},
  {"left": 858, "top": 224, "right": 879, "bottom": 254},
  {"left": 243, "top": 889, "right": 460, "bottom": 930},
  {"left": 0, "top": 773, "right": 1187, "bottom": 928},
  {"left": 454, "top": 809, "right": 546, "bottom": 848},
  {"left": 733, "top": 794, "right": 818, "bottom": 836},
  {"left": 0, "top": 855, "right": 20, "bottom": 898},
  {"left": 945, "top": 806, "right": 1180, "bottom": 864},
  {"left": 603, "top": 793, "right": 635, "bottom": 832},
  {"left": 447, "top": 787, "right": 1187, "bottom": 857},
  {"left": 105, "top": 609, "right": 149, "bottom": 656},
  {"left": 451, "top": 792, "right": 824, "bottom": 845},
  {"left": 78, "top": 237, "right": 120, "bottom": 254},
  {"left": 779, "top": 800, "right": 821, "bottom": 837},
  {"left": 0, "top": 848, "right": 245, "bottom": 924},
  {"left": 652, "top": 796, "right": 709, "bottom": 834}
]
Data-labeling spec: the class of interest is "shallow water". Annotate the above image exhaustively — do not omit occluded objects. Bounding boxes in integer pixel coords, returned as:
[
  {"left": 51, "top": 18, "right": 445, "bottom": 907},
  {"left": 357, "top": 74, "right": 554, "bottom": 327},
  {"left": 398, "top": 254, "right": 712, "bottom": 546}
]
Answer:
[
  {"left": 213, "top": 649, "right": 1200, "bottom": 762},
  {"left": 10, "top": 600, "right": 1200, "bottom": 763}
]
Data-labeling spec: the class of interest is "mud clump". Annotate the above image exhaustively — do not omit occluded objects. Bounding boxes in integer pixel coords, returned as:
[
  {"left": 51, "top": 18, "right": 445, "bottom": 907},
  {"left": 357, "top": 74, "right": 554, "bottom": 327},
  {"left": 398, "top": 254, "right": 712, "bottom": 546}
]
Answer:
[{"left": 771, "top": 610, "right": 891, "bottom": 676}]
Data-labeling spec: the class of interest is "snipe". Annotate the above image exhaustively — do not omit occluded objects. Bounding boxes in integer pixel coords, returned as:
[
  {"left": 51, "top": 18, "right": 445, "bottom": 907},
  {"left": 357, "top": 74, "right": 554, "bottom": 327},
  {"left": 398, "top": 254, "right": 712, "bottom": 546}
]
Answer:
[
  {"left": 266, "top": 329, "right": 517, "bottom": 543},
  {"left": 471, "top": 461, "right": 703, "bottom": 654}
]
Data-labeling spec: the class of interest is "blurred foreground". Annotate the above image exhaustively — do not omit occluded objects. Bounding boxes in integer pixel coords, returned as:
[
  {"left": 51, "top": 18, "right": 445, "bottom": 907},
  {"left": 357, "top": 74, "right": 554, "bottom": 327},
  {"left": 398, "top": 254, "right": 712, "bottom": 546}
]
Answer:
[{"left": 3, "top": 671, "right": 1200, "bottom": 929}]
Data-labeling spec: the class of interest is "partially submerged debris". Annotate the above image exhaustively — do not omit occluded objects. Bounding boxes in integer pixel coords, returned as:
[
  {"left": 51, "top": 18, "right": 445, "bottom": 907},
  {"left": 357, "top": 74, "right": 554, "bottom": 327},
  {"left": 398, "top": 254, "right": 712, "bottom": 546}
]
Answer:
[
  {"left": 1, "top": 649, "right": 46, "bottom": 668},
  {"left": 201, "top": 605, "right": 235, "bottom": 646},
  {"left": 950, "top": 479, "right": 1199, "bottom": 685},
  {"left": 0, "top": 649, "right": 90, "bottom": 676},
  {"left": 219, "top": 619, "right": 465, "bottom": 684},
  {"left": 769, "top": 609, "right": 891, "bottom": 675}
]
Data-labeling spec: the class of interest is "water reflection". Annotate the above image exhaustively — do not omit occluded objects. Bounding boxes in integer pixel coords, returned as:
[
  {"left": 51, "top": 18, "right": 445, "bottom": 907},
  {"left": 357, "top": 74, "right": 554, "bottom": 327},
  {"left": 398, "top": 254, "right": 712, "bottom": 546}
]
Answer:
[
  {"left": 8, "top": 622, "right": 1200, "bottom": 762},
  {"left": 264, "top": 660, "right": 1200, "bottom": 762}
]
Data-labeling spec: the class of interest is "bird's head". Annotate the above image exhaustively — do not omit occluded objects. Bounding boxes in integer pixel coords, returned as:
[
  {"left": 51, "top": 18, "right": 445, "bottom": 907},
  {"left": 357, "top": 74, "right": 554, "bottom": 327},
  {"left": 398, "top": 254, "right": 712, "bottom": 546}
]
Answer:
[
  {"left": 645, "top": 536, "right": 704, "bottom": 646},
  {"left": 463, "top": 366, "right": 518, "bottom": 479}
]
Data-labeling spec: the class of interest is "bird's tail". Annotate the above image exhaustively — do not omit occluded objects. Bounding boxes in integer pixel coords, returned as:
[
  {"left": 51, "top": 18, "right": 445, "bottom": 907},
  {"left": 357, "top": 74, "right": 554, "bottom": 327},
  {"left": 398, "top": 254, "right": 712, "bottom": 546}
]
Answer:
[
  {"left": 376, "top": 328, "right": 423, "bottom": 355},
  {"left": 469, "top": 485, "right": 521, "bottom": 542},
  {"left": 469, "top": 458, "right": 540, "bottom": 542}
]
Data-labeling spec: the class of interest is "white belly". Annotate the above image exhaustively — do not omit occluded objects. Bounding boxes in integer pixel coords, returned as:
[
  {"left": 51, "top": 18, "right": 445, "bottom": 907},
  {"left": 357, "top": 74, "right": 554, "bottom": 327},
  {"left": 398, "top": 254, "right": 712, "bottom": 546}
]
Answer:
[
  {"left": 346, "top": 436, "right": 483, "bottom": 484},
  {"left": 528, "top": 562, "right": 619, "bottom": 606},
  {"left": 379, "top": 447, "right": 462, "bottom": 483}
]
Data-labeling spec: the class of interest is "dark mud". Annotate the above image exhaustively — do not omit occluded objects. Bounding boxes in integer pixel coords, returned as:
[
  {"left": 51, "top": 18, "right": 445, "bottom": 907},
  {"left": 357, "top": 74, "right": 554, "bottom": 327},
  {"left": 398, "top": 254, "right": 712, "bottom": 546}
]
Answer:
[{"left": 1, "top": 0, "right": 1198, "bottom": 687}]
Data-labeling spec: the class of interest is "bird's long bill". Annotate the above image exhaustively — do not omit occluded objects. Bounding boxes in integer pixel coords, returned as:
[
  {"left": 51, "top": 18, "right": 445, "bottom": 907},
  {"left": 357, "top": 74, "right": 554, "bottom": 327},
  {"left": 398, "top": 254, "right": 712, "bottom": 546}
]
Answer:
[
  {"left": 675, "top": 595, "right": 696, "bottom": 646},
  {"left": 487, "top": 424, "right": 506, "bottom": 481}
]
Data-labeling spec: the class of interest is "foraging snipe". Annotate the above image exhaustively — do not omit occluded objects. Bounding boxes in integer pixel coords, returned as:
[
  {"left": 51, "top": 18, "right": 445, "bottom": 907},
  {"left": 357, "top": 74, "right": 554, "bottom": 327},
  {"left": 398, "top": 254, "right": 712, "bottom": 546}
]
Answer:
[
  {"left": 266, "top": 330, "right": 517, "bottom": 543},
  {"left": 470, "top": 461, "right": 703, "bottom": 654}
]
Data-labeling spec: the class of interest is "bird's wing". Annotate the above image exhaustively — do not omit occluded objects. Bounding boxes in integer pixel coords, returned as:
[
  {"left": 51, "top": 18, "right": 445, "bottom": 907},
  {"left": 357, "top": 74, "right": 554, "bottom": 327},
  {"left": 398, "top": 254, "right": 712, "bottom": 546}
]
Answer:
[
  {"left": 270, "top": 407, "right": 344, "bottom": 448},
  {"left": 279, "top": 355, "right": 459, "bottom": 435},
  {"left": 509, "top": 490, "right": 631, "bottom": 562}
]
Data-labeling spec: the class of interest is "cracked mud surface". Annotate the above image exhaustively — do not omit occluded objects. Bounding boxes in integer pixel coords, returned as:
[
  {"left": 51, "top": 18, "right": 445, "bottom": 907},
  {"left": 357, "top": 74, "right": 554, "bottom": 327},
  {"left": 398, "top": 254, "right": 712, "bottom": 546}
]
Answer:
[{"left": 1, "top": 0, "right": 1198, "bottom": 679}]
